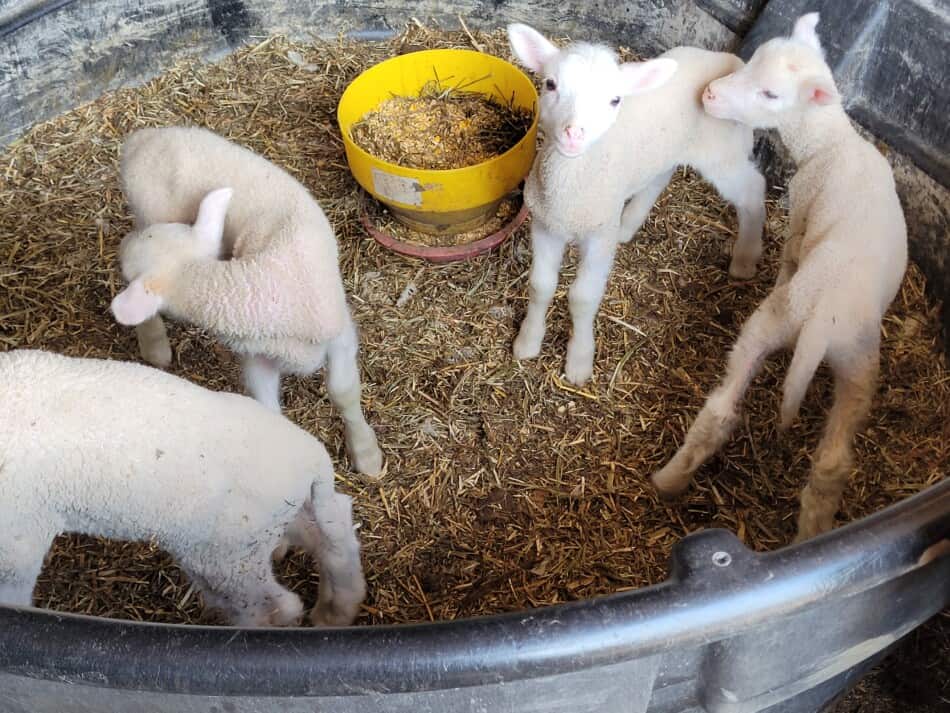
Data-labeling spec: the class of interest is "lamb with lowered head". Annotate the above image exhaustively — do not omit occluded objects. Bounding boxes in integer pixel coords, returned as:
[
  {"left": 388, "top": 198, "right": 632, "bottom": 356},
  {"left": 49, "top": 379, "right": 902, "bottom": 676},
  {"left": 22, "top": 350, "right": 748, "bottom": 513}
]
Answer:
[{"left": 111, "top": 126, "right": 382, "bottom": 477}]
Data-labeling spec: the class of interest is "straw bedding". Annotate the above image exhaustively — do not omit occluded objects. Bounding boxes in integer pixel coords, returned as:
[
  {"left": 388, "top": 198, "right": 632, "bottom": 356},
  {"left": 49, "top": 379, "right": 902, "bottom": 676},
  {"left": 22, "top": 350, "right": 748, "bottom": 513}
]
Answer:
[{"left": 0, "top": 25, "right": 947, "bottom": 633}]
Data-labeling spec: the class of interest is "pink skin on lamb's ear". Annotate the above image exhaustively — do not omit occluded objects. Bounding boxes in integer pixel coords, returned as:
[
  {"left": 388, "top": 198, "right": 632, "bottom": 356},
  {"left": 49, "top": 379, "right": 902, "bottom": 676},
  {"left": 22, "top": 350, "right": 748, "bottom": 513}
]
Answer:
[
  {"left": 111, "top": 278, "right": 164, "bottom": 326},
  {"left": 507, "top": 23, "right": 559, "bottom": 73},
  {"left": 800, "top": 77, "right": 839, "bottom": 106},
  {"left": 192, "top": 187, "right": 233, "bottom": 258},
  {"left": 619, "top": 58, "right": 678, "bottom": 96}
]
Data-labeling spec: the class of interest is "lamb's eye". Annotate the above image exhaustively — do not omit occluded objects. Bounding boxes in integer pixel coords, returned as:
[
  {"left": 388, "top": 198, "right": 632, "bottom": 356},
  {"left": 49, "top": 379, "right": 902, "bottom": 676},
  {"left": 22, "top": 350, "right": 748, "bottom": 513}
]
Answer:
[
  {"left": 544, "top": 78, "right": 557, "bottom": 91},
  {"left": 610, "top": 96, "right": 621, "bottom": 107},
  {"left": 761, "top": 89, "right": 779, "bottom": 100}
]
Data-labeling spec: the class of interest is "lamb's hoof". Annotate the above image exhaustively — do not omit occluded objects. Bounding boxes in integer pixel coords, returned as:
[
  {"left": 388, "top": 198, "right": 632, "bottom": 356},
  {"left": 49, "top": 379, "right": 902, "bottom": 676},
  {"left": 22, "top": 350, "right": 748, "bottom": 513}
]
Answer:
[
  {"left": 352, "top": 446, "right": 384, "bottom": 480},
  {"left": 142, "top": 344, "right": 172, "bottom": 368},
  {"left": 564, "top": 346, "right": 593, "bottom": 386},
  {"left": 513, "top": 331, "right": 542, "bottom": 361},
  {"left": 272, "top": 538, "right": 291, "bottom": 562},
  {"left": 793, "top": 515, "right": 832, "bottom": 544},
  {"left": 310, "top": 598, "right": 361, "bottom": 627},
  {"left": 268, "top": 592, "right": 305, "bottom": 627},
  {"left": 563, "top": 362, "right": 592, "bottom": 386},
  {"left": 728, "top": 258, "right": 757, "bottom": 281},
  {"left": 650, "top": 468, "right": 690, "bottom": 500},
  {"left": 347, "top": 429, "right": 384, "bottom": 479}
]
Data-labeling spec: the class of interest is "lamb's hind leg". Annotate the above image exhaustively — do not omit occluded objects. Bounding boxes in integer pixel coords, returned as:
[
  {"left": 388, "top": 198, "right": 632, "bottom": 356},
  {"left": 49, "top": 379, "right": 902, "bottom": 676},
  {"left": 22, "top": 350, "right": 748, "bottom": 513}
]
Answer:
[
  {"left": 184, "top": 546, "right": 303, "bottom": 627},
  {"left": 291, "top": 484, "right": 366, "bottom": 627},
  {"left": 619, "top": 169, "right": 673, "bottom": 244},
  {"left": 0, "top": 526, "right": 54, "bottom": 607},
  {"left": 701, "top": 159, "right": 766, "bottom": 280},
  {"left": 326, "top": 315, "right": 383, "bottom": 478},
  {"left": 652, "top": 288, "right": 796, "bottom": 496},
  {"left": 135, "top": 316, "right": 173, "bottom": 367},
  {"left": 796, "top": 339, "right": 879, "bottom": 542}
]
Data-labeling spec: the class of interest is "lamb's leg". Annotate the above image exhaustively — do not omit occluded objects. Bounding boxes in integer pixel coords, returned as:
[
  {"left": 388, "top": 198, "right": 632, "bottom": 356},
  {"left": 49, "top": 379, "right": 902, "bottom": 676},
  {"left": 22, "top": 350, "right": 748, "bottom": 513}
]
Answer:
[
  {"left": 652, "top": 289, "right": 795, "bottom": 496},
  {"left": 513, "top": 223, "right": 568, "bottom": 361},
  {"left": 135, "top": 315, "right": 173, "bottom": 367},
  {"left": 326, "top": 316, "right": 383, "bottom": 478},
  {"left": 242, "top": 354, "right": 282, "bottom": 412},
  {"left": 564, "top": 235, "right": 617, "bottom": 385},
  {"left": 184, "top": 547, "right": 303, "bottom": 627},
  {"left": 303, "top": 484, "right": 366, "bottom": 627},
  {"left": 702, "top": 160, "right": 766, "bottom": 280},
  {"left": 775, "top": 230, "right": 804, "bottom": 288},
  {"left": 795, "top": 343, "right": 879, "bottom": 542},
  {"left": 0, "top": 529, "right": 50, "bottom": 607},
  {"left": 619, "top": 169, "right": 674, "bottom": 244}
]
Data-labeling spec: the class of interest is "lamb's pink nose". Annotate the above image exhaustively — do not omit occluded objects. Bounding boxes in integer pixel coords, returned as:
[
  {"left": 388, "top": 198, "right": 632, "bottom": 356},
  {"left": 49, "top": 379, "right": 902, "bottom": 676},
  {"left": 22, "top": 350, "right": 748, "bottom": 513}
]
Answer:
[
  {"left": 703, "top": 86, "right": 717, "bottom": 103},
  {"left": 564, "top": 125, "right": 584, "bottom": 142}
]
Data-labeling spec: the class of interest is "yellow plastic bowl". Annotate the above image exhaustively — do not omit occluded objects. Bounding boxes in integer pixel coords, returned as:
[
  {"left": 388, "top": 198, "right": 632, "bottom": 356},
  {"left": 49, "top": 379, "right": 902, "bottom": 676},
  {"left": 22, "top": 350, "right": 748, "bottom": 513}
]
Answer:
[{"left": 338, "top": 48, "right": 538, "bottom": 235}]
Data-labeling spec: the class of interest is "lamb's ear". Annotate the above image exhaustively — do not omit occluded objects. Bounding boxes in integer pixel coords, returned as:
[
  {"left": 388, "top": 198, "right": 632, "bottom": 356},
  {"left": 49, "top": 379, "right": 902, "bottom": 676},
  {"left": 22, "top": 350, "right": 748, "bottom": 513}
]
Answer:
[
  {"left": 193, "top": 187, "right": 232, "bottom": 257},
  {"left": 619, "top": 58, "right": 678, "bottom": 96},
  {"left": 507, "top": 23, "right": 559, "bottom": 73},
  {"left": 800, "top": 76, "right": 839, "bottom": 106},
  {"left": 792, "top": 12, "right": 823, "bottom": 54},
  {"left": 111, "top": 278, "right": 164, "bottom": 326}
]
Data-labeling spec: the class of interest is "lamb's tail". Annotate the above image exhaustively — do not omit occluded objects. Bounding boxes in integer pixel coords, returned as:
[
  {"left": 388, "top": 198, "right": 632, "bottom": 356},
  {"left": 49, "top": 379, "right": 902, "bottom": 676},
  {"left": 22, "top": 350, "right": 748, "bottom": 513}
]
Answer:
[{"left": 780, "top": 316, "right": 829, "bottom": 429}]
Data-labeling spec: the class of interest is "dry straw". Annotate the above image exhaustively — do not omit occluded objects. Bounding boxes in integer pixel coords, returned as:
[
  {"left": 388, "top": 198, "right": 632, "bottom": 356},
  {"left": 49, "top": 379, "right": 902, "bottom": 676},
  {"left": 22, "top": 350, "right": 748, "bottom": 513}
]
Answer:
[{"left": 1, "top": 25, "right": 947, "bottom": 627}]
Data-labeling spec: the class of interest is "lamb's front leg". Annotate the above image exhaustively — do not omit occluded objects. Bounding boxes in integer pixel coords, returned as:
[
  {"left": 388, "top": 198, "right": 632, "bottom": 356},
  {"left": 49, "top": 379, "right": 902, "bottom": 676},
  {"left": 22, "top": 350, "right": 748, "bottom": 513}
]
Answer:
[
  {"left": 564, "top": 235, "right": 617, "bottom": 385},
  {"left": 513, "top": 222, "right": 568, "bottom": 361},
  {"left": 326, "top": 315, "right": 383, "bottom": 478},
  {"left": 243, "top": 354, "right": 282, "bottom": 412},
  {"left": 135, "top": 315, "right": 173, "bottom": 367}
]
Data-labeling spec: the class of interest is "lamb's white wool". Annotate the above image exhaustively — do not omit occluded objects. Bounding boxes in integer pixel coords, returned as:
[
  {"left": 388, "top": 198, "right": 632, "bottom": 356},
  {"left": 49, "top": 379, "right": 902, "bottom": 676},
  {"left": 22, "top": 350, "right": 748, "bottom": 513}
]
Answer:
[
  {"left": 654, "top": 14, "right": 908, "bottom": 542},
  {"left": 507, "top": 24, "right": 766, "bottom": 385},
  {"left": 111, "top": 126, "right": 382, "bottom": 477},
  {"left": 0, "top": 350, "right": 365, "bottom": 626}
]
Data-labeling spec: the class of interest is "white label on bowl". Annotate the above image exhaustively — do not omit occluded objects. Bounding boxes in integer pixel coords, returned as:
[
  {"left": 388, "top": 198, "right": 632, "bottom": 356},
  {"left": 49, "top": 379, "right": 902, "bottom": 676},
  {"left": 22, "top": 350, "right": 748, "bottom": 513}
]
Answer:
[{"left": 371, "top": 168, "right": 435, "bottom": 207}]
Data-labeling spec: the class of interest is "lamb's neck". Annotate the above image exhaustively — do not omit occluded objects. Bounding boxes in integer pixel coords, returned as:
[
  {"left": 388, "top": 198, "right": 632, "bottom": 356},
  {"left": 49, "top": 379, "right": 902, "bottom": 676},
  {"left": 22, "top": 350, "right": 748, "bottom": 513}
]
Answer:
[
  {"left": 534, "top": 140, "right": 602, "bottom": 194},
  {"left": 777, "top": 104, "right": 855, "bottom": 167}
]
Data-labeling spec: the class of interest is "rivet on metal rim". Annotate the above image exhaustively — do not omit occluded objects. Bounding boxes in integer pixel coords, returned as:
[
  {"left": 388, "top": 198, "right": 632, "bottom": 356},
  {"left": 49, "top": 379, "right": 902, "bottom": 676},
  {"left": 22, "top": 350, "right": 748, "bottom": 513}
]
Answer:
[{"left": 712, "top": 551, "right": 732, "bottom": 567}]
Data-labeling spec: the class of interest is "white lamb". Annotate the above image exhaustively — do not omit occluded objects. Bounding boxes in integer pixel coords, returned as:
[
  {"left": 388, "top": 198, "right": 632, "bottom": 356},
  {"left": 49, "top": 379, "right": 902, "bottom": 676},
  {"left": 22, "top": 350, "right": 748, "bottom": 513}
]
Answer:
[
  {"left": 110, "top": 126, "right": 383, "bottom": 477},
  {"left": 651, "top": 14, "right": 908, "bottom": 542},
  {"left": 0, "top": 349, "right": 366, "bottom": 626},
  {"left": 507, "top": 24, "right": 766, "bottom": 385}
]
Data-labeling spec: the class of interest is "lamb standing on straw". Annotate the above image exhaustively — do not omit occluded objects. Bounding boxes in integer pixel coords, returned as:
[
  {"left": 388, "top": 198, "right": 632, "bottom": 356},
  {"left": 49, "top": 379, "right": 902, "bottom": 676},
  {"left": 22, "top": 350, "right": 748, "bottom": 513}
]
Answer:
[
  {"left": 0, "top": 349, "right": 365, "bottom": 626},
  {"left": 506, "top": 23, "right": 767, "bottom": 385},
  {"left": 652, "top": 14, "right": 908, "bottom": 542},
  {"left": 111, "top": 126, "right": 383, "bottom": 477}
]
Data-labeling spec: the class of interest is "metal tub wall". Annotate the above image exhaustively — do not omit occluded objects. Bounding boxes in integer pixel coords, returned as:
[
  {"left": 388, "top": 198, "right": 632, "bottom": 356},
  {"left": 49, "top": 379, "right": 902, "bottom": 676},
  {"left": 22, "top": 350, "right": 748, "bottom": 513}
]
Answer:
[{"left": 1, "top": 2, "right": 948, "bottom": 712}]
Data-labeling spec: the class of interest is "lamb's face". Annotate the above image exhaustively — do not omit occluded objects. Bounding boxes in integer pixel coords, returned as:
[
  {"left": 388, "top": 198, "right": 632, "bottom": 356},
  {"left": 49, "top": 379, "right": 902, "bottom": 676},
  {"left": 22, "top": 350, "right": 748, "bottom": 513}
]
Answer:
[
  {"left": 117, "top": 223, "right": 212, "bottom": 283},
  {"left": 111, "top": 187, "right": 232, "bottom": 327},
  {"left": 507, "top": 24, "right": 677, "bottom": 159},
  {"left": 537, "top": 46, "right": 630, "bottom": 157},
  {"left": 702, "top": 14, "right": 838, "bottom": 129}
]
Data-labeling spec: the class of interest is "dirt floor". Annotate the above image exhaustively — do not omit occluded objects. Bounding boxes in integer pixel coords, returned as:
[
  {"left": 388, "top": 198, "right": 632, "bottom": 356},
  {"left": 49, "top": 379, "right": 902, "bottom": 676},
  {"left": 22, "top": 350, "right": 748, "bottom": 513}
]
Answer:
[{"left": 0, "top": 24, "right": 947, "bottom": 708}]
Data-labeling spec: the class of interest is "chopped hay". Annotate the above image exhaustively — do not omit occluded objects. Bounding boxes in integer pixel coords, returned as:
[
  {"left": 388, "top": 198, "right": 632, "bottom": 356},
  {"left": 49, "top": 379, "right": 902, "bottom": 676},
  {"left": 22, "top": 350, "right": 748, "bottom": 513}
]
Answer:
[
  {"left": 0, "top": 25, "right": 947, "bottom": 629},
  {"left": 350, "top": 72, "right": 533, "bottom": 170}
]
